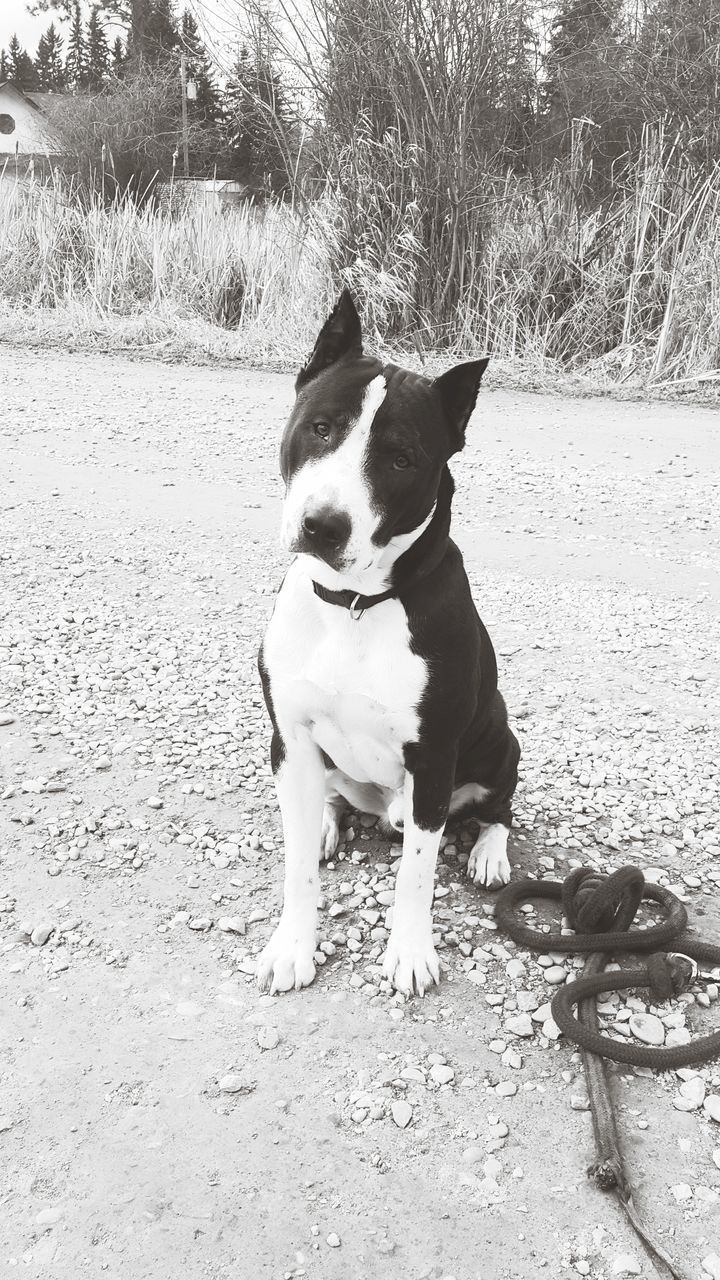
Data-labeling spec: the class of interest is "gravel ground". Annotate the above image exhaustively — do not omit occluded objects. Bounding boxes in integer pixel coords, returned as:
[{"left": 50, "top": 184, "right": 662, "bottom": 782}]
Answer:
[{"left": 1, "top": 348, "right": 720, "bottom": 1280}]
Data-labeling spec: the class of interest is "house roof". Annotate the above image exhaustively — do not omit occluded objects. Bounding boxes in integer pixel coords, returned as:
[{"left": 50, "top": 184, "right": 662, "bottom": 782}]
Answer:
[{"left": 0, "top": 82, "right": 47, "bottom": 113}]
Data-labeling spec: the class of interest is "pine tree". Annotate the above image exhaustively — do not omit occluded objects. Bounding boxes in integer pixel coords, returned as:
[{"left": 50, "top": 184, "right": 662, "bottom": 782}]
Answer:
[
  {"left": 111, "top": 35, "right": 125, "bottom": 74},
  {"left": 86, "top": 7, "right": 110, "bottom": 89},
  {"left": 180, "top": 8, "right": 218, "bottom": 122},
  {"left": 7, "top": 34, "right": 40, "bottom": 91},
  {"left": 223, "top": 46, "right": 292, "bottom": 197},
  {"left": 65, "top": 0, "right": 88, "bottom": 90},
  {"left": 0, "top": 49, "right": 8, "bottom": 82},
  {"left": 35, "top": 23, "right": 65, "bottom": 91},
  {"left": 132, "top": 0, "right": 179, "bottom": 62}
]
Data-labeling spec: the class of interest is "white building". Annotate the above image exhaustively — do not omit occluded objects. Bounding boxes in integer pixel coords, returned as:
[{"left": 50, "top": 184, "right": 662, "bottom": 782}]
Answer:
[{"left": 0, "top": 81, "right": 58, "bottom": 161}]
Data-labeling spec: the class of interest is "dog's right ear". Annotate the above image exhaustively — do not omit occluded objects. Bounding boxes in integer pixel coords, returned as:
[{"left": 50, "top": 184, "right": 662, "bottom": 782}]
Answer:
[{"left": 296, "top": 290, "right": 363, "bottom": 390}]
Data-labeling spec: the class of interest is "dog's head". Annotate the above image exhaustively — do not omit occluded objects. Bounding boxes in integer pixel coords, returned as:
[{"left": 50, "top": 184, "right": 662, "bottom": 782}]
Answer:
[{"left": 279, "top": 290, "right": 488, "bottom": 589}]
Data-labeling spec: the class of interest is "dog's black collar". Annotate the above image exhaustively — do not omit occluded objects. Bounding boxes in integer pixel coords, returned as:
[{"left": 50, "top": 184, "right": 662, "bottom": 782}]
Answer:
[{"left": 312, "top": 581, "right": 395, "bottom": 620}]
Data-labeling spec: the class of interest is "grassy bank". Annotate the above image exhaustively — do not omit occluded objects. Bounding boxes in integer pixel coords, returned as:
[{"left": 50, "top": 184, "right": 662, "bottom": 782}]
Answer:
[{"left": 2, "top": 138, "right": 720, "bottom": 396}]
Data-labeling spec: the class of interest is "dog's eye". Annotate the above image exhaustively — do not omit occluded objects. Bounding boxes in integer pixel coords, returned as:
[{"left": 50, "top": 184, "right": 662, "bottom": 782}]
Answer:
[
  {"left": 393, "top": 453, "right": 411, "bottom": 471},
  {"left": 313, "top": 422, "right": 331, "bottom": 441}
]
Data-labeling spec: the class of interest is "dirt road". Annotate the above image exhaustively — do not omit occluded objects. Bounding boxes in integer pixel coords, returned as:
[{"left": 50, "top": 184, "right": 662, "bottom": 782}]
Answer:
[{"left": 1, "top": 348, "right": 719, "bottom": 1280}]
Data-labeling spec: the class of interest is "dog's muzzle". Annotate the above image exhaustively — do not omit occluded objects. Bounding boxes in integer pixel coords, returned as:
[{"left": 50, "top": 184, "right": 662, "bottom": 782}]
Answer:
[{"left": 294, "top": 504, "right": 351, "bottom": 565}]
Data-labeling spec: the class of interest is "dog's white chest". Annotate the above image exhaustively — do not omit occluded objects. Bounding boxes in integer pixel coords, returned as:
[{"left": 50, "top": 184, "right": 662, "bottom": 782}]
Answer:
[{"left": 264, "top": 564, "right": 426, "bottom": 789}]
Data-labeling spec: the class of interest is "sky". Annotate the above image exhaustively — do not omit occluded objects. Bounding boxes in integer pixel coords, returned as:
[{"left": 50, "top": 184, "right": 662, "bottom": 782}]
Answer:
[
  {"left": 0, "top": 0, "right": 49, "bottom": 55},
  {"left": 0, "top": 0, "right": 240, "bottom": 61}
]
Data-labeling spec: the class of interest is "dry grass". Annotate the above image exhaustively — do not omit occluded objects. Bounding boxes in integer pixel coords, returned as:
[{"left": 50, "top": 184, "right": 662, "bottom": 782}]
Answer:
[{"left": 1, "top": 131, "right": 719, "bottom": 395}]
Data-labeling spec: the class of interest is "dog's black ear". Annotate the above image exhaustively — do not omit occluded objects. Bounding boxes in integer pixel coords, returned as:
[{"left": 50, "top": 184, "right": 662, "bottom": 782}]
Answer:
[
  {"left": 433, "top": 357, "right": 489, "bottom": 450},
  {"left": 296, "top": 290, "right": 363, "bottom": 389}
]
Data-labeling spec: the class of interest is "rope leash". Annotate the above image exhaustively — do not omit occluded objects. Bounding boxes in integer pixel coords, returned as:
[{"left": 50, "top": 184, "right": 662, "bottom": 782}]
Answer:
[{"left": 495, "top": 866, "right": 720, "bottom": 1280}]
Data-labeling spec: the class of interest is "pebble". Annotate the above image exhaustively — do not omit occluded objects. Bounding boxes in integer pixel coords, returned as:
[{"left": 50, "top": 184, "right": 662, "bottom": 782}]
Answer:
[
  {"left": 429, "top": 1064, "right": 454, "bottom": 1085},
  {"left": 505, "top": 1013, "right": 534, "bottom": 1037},
  {"left": 31, "top": 922, "right": 55, "bottom": 947},
  {"left": 391, "top": 1101, "right": 413, "bottom": 1129},
  {"left": 327, "top": 1233, "right": 341, "bottom": 1248},
  {"left": 146, "top": 795, "right": 163, "bottom": 809},
  {"left": 544, "top": 965, "right": 567, "bottom": 984},
  {"left": 218, "top": 917, "right": 246, "bottom": 934},
  {"left": 704, "top": 1096, "right": 720, "bottom": 1123},
  {"left": 218, "top": 1073, "right": 254, "bottom": 1094},
  {"left": 611, "top": 1256, "right": 641, "bottom": 1276},
  {"left": 0, "top": 714, "right": 15, "bottom": 726},
  {"left": 703, "top": 1255, "right": 720, "bottom": 1280},
  {"left": 628, "top": 1013, "right": 665, "bottom": 1045},
  {"left": 674, "top": 1077, "right": 705, "bottom": 1110},
  {"left": 495, "top": 1081, "right": 517, "bottom": 1097},
  {"left": 570, "top": 1095, "right": 590, "bottom": 1111}
]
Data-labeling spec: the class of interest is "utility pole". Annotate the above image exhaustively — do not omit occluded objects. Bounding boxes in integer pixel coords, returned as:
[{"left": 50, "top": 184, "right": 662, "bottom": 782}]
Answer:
[{"left": 180, "top": 52, "right": 189, "bottom": 178}]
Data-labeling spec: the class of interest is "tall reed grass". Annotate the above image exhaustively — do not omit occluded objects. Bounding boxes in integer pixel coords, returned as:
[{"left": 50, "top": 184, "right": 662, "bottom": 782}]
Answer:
[{"left": 1, "top": 130, "right": 719, "bottom": 388}]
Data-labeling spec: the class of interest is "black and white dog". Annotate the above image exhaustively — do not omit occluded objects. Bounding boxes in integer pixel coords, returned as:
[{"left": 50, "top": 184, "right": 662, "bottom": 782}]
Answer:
[{"left": 257, "top": 292, "right": 520, "bottom": 997}]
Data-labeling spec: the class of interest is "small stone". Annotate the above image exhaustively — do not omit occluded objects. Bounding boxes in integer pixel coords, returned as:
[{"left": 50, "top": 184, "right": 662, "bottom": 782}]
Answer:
[
  {"left": 713, "top": 1149, "right": 720, "bottom": 1170},
  {"left": 495, "top": 1081, "right": 517, "bottom": 1097},
  {"left": 257, "top": 1026, "right": 280, "bottom": 1051},
  {"left": 704, "top": 1095, "right": 720, "bottom": 1122},
  {"left": 675, "top": 1077, "right": 705, "bottom": 1110},
  {"left": 544, "top": 965, "right": 567, "bottom": 984},
  {"left": 0, "top": 714, "right": 15, "bottom": 727},
  {"left": 218, "top": 916, "right": 246, "bottom": 934},
  {"left": 671, "top": 1182, "right": 692, "bottom": 1202},
  {"left": 571, "top": 1095, "right": 590, "bottom": 1111},
  {"left": 505, "top": 1013, "right": 534, "bottom": 1037},
  {"left": 0, "top": 1116, "right": 14, "bottom": 1132},
  {"left": 218, "top": 1073, "right": 254, "bottom": 1094},
  {"left": 95, "top": 755, "right": 111, "bottom": 770},
  {"left": 146, "top": 796, "right": 163, "bottom": 809},
  {"left": 430, "top": 1064, "right": 454, "bottom": 1085},
  {"left": 391, "top": 1101, "right": 413, "bottom": 1129},
  {"left": 327, "top": 1233, "right": 341, "bottom": 1248},
  {"left": 611, "top": 1255, "right": 642, "bottom": 1276},
  {"left": 574, "top": 1263, "right": 590, "bottom": 1277},
  {"left": 702, "top": 1254, "right": 720, "bottom": 1279},
  {"left": 628, "top": 1013, "right": 665, "bottom": 1045},
  {"left": 31, "top": 922, "right": 55, "bottom": 947}
]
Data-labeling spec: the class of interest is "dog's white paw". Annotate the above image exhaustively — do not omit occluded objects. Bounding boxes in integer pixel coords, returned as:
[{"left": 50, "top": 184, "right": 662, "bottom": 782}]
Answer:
[
  {"left": 382, "top": 932, "right": 440, "bottom": 996},
  {"left": 257, "top": 920, "right": 317, "bottom": 994},
  {"left": 467, "top": 824, "right": 511, "bottom": 889},
  {"left": 320, "top": 805, "right": 341, "bottom": 861},
  {"left": 386, "top": 794, "right": 404, "bottom": 832}
]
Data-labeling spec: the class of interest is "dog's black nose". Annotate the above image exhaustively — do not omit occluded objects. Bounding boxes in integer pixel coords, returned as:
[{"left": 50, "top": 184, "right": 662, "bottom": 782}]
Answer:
[{"left": 301, "top": 507, "right": 351, "bottom": 551}]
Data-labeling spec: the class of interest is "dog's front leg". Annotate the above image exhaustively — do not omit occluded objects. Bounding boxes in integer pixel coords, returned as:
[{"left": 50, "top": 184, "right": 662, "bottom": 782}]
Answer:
[
  {"left": 382, "top": 756, "right": 454, "bottom": 997},
  {"left": 257, "top": 732, "right": 325, "bottom": 994}
]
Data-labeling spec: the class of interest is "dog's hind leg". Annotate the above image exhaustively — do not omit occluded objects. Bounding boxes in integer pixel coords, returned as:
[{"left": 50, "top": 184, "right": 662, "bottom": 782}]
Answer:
[
  {"left": 321, "top": 786, "right": 345, "bottom": 862},
  {"left": 467, "top": 822, "right": 511, "bottom": 889}
]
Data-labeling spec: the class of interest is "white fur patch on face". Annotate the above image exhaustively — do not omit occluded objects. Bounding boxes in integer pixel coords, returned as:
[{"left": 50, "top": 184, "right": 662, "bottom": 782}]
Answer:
[{"left": 281, "top": 374, "right": 387, "bottom": 568}]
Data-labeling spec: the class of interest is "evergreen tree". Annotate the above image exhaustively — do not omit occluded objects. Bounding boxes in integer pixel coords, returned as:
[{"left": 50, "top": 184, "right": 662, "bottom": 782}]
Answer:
[
  {"left": 86, "top": 7, "right": 110, "bottom": 88},
  {"left": 7, "top": 34, "right": 40, "bottom": 91},
  {"left": 637, "top": 0, "right": 720, "bottom": 162},
  {"left": 35, "top": 22, "right": 65, "bottom": 91},
  {"left": 180, "top": 8, "right": 218, "bottom": 122},
  {"left": 223, "top": 45, "right": 292, "bottom": 197},
  {"left": 65, "top": 0, "right": 88, "bottom": 90},
  {"left": 0, "top": 49, "right": 8, "bottom": 82},
  {"left": 129, "top": 0, "right": 179, "bottom": 62},
  {"left": 111, "top": 35, "right": 125, "bottom": 74}
]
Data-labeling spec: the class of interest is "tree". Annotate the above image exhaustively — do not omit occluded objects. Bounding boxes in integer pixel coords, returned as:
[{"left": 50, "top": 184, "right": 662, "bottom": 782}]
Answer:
[
  {"left": 86, "top": 7, "right": 111, "bottom": 88},
  {"left": 636, "top": 0, "right": 720, "bottom": 162},
  {"left": 35, "top": 22, "right": 65, "bottom": 90},
  {"left": 0, "top": 49, "right": 8, "bottom": 81},
  {"left": 6, "top": 34, "right": 40, "bottom": 90},
  {"left": 128, "top": 0, "right": 179, "bottom": 62},
  {"left": 180, "top": 8, "right": 219, "bottom": 122},
  {"left": 65, "top": 0, "right": 88, "bottom": 89},
  {"left": 541, "top": 0, "right": 634, "bottom": 175},
  {"left": 223, "top": 44, "right": 293, "bottom": 197},
  {"left": 111, "top": 35, "right": 125, "bottom": 73}
]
